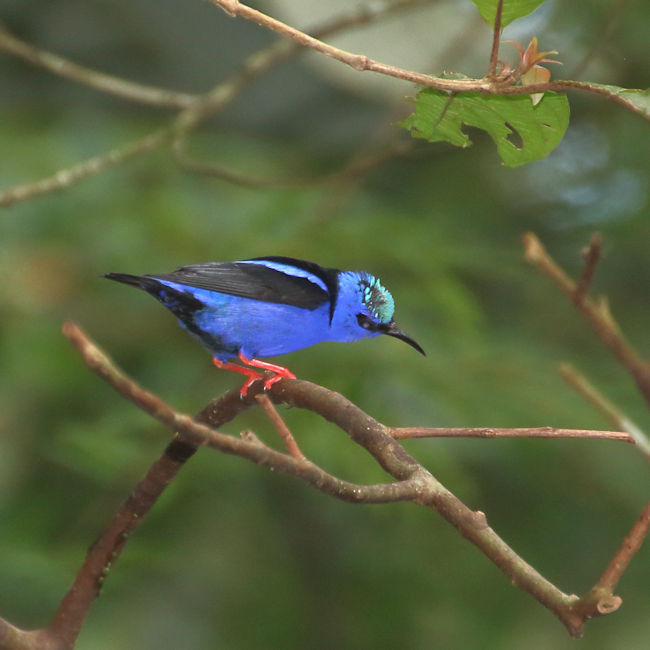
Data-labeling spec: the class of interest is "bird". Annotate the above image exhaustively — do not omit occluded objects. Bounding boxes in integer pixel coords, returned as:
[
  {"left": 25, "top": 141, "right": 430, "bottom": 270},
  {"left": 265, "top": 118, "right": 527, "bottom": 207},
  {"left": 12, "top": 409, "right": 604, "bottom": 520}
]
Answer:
[{"left": 105, "top": 256, "right": 424, "bottom": 396}]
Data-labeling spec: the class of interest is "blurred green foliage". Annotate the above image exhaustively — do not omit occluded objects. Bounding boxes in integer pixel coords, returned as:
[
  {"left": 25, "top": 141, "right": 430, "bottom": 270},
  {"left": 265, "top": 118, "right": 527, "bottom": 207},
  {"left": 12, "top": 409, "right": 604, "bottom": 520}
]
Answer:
[{"left": 0, "top": 1, "right": 648, "bottom": 649}]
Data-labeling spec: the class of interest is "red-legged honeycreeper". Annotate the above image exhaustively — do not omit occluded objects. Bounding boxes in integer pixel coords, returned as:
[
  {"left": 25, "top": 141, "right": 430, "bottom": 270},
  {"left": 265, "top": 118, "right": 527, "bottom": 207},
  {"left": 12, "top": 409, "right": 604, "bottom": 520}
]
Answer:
[{"left": 105, "top": 257, "right": 424, "bottom": 396}]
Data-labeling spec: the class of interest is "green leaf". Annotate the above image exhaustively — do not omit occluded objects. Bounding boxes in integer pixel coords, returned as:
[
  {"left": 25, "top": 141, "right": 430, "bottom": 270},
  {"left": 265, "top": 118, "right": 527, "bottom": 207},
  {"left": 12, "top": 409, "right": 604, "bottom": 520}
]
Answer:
[
  {"left": 470, "top": 0, "right": 547, "bottom": 27},
  {"left": 585, "top": 84, "right": 650, "bottom": 120},
  {"left": 399, "top": 89, "right": 570, "bottom": 167}
]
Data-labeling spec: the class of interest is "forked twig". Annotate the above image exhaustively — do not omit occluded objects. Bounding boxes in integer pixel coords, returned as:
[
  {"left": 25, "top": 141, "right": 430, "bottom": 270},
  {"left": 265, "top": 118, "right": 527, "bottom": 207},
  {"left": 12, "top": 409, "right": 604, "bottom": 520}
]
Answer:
[
  {"left": 560, "top": 364, "right": 650, "bottom": 460},
  {"left": 571, "top": 502, "right": 650, "bottom": 621},
  {"left": 523, "top": 232, "right": 650, "bottom": 409},
  {"left": 256, "top": 393, "right": 305, "bottom": 459},
  {"left": 574, "top": 233, "right": 603, "bottom": 305},
  {"left": 596, "top": 502, "right": 650, "bottom": 593}
]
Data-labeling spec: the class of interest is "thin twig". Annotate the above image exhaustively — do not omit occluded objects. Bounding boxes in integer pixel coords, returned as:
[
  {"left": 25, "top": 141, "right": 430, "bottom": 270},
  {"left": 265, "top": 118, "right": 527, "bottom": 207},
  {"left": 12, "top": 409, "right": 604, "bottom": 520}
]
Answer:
[
  {"left": 487, "top": 0, "right": 504, "bottom": 79},
  {"left": 307, "top": 0, "right": 442, "bottom": 40},
  {"left": 0, "top": 128, "right": 173, "bottom": 207},
  {"left": 207, "top": 0, "right": 650, "bottom": 120},
  {"left": 392, "top": 425, "right": 633, "bottom": 443},
  {"left": 256, "top": 393, "right": 305, "bottom": 459},
  {"left": 0, "top": 34, "right": 275, "bottom": 208},
  {"left": 1, "top": 1, "right": 428, "bottom": 208},
  {"left": 559, "top": 364, "right": 650, "bottom": 461},
  {"left": 559, "top": 364, "right": 629, "bottom": 428},
  {"left": 0, "top": 20, "right": 197, "bottom": 109},
  {"left": 523, "top": 232, "right": 650, "bottom": 408},
  {"left": 570, "top": 502, "right": 650, "bottom": 620},
  {"left": 173, "top": 136, "right": 411, "bottom": 189},
  {"left": 596, "top": 502, "right": 650, "bottom": 594},
  {"left": 207, "top": 0, "right": 491, "bottom": 91},
  {"left": 574, "top": 232, "right": 603, "bottom": 305},
  {"left": 2, "top": 1, "right": 647, "bottom": 209}
]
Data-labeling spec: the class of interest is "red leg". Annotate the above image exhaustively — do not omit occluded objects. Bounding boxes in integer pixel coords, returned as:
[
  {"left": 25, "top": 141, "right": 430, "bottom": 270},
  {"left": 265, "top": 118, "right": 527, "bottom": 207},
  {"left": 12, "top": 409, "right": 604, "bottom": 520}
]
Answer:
[
  {"left": 238, "top": 352, "right": 296, "bottom": 391},
  {"left": 212, "top": 357, "right": 263, "bottom": 397}
]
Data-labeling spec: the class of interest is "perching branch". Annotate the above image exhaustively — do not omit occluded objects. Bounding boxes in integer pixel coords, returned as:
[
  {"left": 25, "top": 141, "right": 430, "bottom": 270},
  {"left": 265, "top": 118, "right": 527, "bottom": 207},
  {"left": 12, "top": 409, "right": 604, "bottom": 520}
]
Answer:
[{"left": 2, "top": 320, "right": 645, "bottom": 650}]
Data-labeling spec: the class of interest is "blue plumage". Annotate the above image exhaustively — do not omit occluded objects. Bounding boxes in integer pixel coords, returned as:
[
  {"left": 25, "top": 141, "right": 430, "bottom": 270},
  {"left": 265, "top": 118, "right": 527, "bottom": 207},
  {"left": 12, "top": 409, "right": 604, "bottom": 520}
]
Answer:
[{"left": 105, "top": 257, "right": 424, "bottom": 395}]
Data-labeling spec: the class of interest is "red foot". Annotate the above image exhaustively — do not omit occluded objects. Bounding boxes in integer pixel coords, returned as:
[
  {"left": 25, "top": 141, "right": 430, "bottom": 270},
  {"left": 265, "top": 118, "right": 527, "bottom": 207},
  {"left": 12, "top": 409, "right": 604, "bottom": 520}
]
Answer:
[{"left": 212, "top": 353, "right": 296, "bottom": 397}]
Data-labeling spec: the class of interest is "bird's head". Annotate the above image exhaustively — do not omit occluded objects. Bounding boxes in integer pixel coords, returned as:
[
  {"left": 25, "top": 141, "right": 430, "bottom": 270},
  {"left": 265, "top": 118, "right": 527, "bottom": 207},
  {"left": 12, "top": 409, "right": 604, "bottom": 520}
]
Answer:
[{"left": 353, "top": 274, "right": 425, "bottom": 356}]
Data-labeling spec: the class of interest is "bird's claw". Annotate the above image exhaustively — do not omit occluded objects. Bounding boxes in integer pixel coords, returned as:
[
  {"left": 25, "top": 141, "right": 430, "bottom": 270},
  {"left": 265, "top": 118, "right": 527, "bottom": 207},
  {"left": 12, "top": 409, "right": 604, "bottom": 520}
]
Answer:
[{"left": 238, "top": 371, "right": 296, "bottom": 398}]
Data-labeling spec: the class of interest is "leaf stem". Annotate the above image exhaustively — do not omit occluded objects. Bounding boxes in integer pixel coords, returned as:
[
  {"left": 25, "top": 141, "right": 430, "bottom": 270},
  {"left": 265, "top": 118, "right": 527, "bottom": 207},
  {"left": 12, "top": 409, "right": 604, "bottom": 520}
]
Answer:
[{"left": 487, "top": 0, "right": 504, "bottom": 79}]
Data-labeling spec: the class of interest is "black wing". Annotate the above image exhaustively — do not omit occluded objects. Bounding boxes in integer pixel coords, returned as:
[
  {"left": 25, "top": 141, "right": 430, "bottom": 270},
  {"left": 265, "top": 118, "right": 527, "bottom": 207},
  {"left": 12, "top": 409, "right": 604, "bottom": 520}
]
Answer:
[{"left": 148, "top": 259, "right": 336, "bottom": 311}]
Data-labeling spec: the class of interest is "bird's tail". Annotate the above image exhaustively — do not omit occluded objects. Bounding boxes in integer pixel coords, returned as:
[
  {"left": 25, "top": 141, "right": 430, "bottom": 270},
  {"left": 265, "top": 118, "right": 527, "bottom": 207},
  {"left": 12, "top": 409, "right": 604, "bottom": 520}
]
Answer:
[
  {"left": 105, "top": 272, "right": 205, "bottom": 321},
  {"left": 105, "top": 272, "right": 184, "bottom": 305},
  {"left": 104, "top": 272, "right": 156, "bottom": 291},
  {"left": 105, "top": 271, "right": 186, "bottom": 302}
]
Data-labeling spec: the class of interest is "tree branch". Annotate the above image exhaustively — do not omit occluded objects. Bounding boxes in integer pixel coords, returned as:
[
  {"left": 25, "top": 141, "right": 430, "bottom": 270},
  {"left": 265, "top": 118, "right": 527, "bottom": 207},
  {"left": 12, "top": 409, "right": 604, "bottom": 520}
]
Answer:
[
  {"left": 207, "top": 0, "right": 650, "bottom": 119},
  {"left": 207, "top": 0, "right": 492, "bottom": 92},
  {"left": 570, "top": 502, "right": 650, "bottom": 622},
  {"left": 173, "top": 135, "right": 411, "bottom": 189},
  {"left": 26, "top": 321, "right": 641, "bottom": 644},
  {"left": 595, "top": 502, "right": 650, "bottom": 594},
  {"left": 0, "top": 1, "right": 426, "bottom": 208},
  {"left": 559, "top": 364, "right": 650, "bottom": 461},
  {"left": 3, "top": 321, "right": 642, "bottom": 647},
  {"left": 574, "top": 232, "right": 603, "bottom": 305},
  {"left": 2, "top": 1, "right": 647, "bottom": 208},
  {"left": 0, "top": 128, "right": 173, "bottom": 208},
  {"left": 392, "top": 425, "right": 633, "bottom": 443},
  {"left": 523, "top": 232, "right": 650, "bottom": 408},
  {"left": 255, "top": 393, "right": 305, "bottom": 459},
  {"left": 0, "top": 20, "right": 198, "bottom": 109}
]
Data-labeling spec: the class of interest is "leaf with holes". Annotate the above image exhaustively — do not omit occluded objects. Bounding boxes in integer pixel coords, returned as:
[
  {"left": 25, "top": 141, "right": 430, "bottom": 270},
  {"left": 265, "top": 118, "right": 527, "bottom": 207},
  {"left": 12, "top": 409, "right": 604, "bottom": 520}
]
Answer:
[
  {"left": 399, "top": 89, "right": 570, "bottom": 167},
  {"left": 470, "top": 0, "right": 547, "bottom": 28}
]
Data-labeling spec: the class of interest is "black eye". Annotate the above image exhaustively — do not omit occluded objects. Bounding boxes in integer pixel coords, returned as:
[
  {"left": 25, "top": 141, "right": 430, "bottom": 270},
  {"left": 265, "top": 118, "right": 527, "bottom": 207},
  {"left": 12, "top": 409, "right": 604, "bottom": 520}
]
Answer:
[{"left": 356, "top": 313, "right": 374, "bottom": 330}]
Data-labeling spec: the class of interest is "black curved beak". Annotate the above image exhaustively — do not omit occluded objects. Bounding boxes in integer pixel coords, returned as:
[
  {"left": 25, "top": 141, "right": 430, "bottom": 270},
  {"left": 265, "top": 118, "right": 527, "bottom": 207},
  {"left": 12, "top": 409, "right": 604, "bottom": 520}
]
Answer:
[{"left": 380, "top": 321, "right": 426, "bottom": 356}]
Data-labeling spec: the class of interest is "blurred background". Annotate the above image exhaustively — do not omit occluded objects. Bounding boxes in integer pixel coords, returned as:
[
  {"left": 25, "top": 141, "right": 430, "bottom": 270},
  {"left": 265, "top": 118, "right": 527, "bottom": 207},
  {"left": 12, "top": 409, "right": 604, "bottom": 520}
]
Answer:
[{"left": 0, "top": 1, "right": 648, "bottom": 648}]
